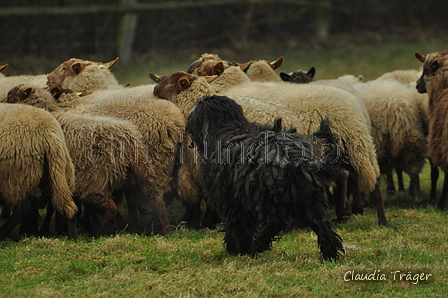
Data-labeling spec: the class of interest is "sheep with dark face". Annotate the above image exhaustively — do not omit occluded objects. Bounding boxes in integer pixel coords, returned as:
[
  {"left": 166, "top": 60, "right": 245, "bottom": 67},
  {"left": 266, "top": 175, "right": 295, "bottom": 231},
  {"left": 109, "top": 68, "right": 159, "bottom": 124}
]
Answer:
[
  {"left": 280, "top": 67, "right": 316, "bottom": 83},
  {"left": 186, "top": 94, "right": 344, "bottom": 260}
]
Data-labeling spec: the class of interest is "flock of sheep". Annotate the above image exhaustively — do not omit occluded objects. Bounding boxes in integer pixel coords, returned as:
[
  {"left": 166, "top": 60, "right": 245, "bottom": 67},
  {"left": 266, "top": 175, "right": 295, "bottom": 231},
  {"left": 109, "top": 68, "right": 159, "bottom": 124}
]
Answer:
[{"left": 0, "top": 50, "right": 446, "bottom": 258}]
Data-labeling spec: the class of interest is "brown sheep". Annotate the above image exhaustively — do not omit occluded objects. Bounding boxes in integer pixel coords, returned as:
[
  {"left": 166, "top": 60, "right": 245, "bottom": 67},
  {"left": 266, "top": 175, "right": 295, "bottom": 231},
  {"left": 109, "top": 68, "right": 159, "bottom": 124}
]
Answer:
[
  {"left": 0, "top": 103, "right": 77, "bottom": 240},
  {"left": 46, "top": 57, "right": 121, "bottom": 92},
  {"left": 415, "top": 52, "right": 448, "bottom": 209},
  {"left": 5, "top": 85, "right": 170, "bottom": 237}
]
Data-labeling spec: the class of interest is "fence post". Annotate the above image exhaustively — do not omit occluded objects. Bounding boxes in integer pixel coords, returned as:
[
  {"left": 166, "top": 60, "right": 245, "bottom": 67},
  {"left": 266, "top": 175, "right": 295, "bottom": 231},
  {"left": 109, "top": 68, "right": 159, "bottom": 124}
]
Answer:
[
  {"left": 315, "top": 0, "right": 331, "bottom": 42},
  {"left": 118, "top": 0, "right": 138, "bottom": 64}
]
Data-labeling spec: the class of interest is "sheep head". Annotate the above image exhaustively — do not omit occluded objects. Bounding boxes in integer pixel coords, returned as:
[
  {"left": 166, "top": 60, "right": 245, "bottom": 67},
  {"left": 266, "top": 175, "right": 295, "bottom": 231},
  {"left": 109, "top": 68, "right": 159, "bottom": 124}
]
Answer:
[
  {"left": 233, "top": 56, "right": 284, "bottom": 73},
  {"left": 46, "top": 57, "right": 119, "bottom": 90},
  {"left": 280, "top": 67, "right": 316, "bottom": 83},
  {"left": 153, "top": 71, "right": 216, "bottom": 100},
  {"left": 6, "top": 84, "right": 59, "bottom": 112},
  {"left": 187, "top": 53, "right": 236, "bottom": 76},
  {"left": 416, "top": 53, "right": 448, "bottom": 95}
]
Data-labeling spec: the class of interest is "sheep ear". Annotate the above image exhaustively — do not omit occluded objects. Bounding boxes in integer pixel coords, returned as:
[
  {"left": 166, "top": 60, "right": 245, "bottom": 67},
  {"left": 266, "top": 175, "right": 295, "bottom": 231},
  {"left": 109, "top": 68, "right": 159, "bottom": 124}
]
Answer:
[
  {"left": 269, "top": 56, "right": 284, "bottom": 70},
  {"left": 213, "top": 62, "right": 226, "bottom": 76},
  {"left": 50, "top": 86, "right": 62, "bottom": 100},
  {"left": 415, "top": 52, "right": 426, "bottom": 63},
  {"left": 149, "top": 72, "right": 162, "bottom": 83},
  {"left": 0, "top": 64, "right": 8, "bottom": 72},
  {"left": 357, "top": 75, "right": 364, "bottom": 81},
  {"left": 178, "top": 77, "right": 191, "bottom": 89},
  {"left": 279, "top": 72, "right": 290, "bottom": 81},
  {"left": 203, "top": 75, "right": 217, "bottom": 83},
  {"left": 307, "top": 67, "right": 316, "bottom": 78},
  {"left": 22, "top": 87, "right": 33, "bottom": 98},
  {"left": 72, "top": 62, "right": 87, "bottom": 74}
]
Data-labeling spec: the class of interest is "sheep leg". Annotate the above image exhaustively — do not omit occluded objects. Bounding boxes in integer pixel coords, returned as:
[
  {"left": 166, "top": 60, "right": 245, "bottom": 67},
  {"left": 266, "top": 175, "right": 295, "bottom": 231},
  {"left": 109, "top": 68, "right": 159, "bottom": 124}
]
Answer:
[
  {"left": 409, "top": 173, "right": 423, "bottom": 207},
  {"left": 18, "top": 199, "right": 39, "bottom": 237},
  {"left": 0, "top": 199, "right": 33, "bottom": 241},
  {"left": 180, "top": 200, "right": 203, "bottom": 229},
  {"left": 148, "top": 192, "right": 170, "bottom": 235},
  {"left": 201, "top": 198, "right": 221, "bottom": 229},
  {"left": 369, "top": 181, "right": 388, "bottom": 226},
  {"left": 65, "top": 216, "right": 77, "bottom": 240},
  {"left": 0, "top": 206, "right": 11, "bottom": 221},
  {"left": 395, "top": 165, "right": 405, "bottom": 193},
  {"left": 333, "top": 170, "right": 351, "bottom": 222},
  {"left": 349, "top": 174, "right": 366, "bottom": 215},
  {"left": 40, "top": 202, "right": 54, "bottom": 236},
  {"left": 429, "top": 161, "right": 439, "bottom": 202},
  {"left": 383, "top": 165, "right": 396, "bottom": 195},
  {"left": 437, "top": 172, "right": 448, "bottom": 210}
]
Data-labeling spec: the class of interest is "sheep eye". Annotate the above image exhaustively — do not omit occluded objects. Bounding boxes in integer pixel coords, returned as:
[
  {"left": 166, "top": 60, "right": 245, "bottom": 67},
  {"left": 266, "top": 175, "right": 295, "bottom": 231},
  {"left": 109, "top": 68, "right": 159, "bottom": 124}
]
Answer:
[{"left": 430, "top": 61, "right": 439, "bottom": 73}]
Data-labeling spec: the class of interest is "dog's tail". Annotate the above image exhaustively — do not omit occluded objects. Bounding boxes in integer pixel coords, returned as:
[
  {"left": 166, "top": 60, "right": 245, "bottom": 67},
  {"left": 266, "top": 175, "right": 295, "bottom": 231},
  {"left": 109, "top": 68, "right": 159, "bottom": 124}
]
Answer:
[{"left": 307, "top": 117, "right": 342, "bottom": 180}]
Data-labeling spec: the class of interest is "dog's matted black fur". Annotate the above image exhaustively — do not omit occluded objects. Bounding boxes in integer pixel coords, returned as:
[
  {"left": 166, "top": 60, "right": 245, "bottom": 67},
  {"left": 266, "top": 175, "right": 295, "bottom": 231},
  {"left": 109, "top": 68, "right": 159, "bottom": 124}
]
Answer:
[{"left": 186, "top": 95, "right": 344, "bottom": 260}]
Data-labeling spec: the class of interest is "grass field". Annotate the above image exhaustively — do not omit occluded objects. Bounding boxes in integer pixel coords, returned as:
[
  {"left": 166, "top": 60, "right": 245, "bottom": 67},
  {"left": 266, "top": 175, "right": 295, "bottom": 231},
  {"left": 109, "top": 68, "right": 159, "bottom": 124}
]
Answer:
[{"left": 1, "top": 36, "right": 448, "bottom": 297}]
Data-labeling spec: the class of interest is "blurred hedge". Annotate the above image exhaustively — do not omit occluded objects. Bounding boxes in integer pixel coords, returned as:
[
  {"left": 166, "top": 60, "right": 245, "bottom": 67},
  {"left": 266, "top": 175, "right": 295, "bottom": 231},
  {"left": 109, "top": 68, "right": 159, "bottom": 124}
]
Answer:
[{"left": 0, "top": 0, "right": 446, "bottom": 67}]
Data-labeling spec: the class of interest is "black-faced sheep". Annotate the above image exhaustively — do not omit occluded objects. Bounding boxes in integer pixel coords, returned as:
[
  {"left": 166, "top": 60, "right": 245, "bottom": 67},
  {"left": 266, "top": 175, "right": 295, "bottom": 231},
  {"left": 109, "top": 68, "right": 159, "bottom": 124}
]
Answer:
[
  {"left": 415, "top": 51, "right": 448, "bottom": 209},
  {"left": 186, "top": 94, "right": 344, "bottom": 260},
  {"left": 0, "top": 103, "right": 77, "bottom": 240},
  {"left": 280, "top": 67, "right": 316, "bottom": 83},
  {"left": 5, "top": 85, "right": 170, "bottom": 237}
]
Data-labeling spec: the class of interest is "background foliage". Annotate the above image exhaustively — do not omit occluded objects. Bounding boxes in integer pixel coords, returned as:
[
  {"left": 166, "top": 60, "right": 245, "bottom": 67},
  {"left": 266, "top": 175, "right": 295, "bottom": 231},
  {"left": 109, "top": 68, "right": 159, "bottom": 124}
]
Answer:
[{"left": 0, "top": 0, "right": 446, "bottom": 73}]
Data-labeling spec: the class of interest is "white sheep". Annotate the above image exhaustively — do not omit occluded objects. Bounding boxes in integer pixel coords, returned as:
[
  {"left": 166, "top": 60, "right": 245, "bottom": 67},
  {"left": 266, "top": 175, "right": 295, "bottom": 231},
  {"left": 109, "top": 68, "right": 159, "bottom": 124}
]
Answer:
[
  {"left": 343, "top": 76, "right": 428, "bottom": 205},
  {"left": 376, "top": 69, "right": 421, "bottom": 84},
  {"left": 0, "top": 102, "right": 77, "bottom": 240},
  {"left": 6, "top": 85, "right": 171, "bottom": 237}
]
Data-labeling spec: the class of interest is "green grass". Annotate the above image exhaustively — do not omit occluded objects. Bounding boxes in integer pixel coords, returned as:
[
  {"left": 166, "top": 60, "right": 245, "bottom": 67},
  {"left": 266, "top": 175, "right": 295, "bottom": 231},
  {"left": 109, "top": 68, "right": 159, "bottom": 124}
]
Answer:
[
  {"left": 2, "top": 36, "right": 448, "bottom": 297},
  {"left": 0, "top": 163, "right": 447, "bottom": 297}
]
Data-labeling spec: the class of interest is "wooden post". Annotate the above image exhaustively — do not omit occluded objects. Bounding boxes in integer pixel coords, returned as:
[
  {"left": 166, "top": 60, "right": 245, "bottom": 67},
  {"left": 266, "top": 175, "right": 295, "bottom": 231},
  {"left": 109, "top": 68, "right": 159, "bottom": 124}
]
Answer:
[
  {"left": 118, "top": 0, "right": 138, "bottom": 64},
  {"left": 315, "top": 0, "right": 331, "bottom": 42}
]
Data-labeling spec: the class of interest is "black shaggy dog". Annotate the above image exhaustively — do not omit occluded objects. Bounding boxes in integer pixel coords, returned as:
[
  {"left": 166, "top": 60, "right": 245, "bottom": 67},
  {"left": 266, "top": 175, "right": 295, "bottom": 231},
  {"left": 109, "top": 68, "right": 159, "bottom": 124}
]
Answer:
[{"left": 186, "top": 95, "right": 344, "bottom": 260}]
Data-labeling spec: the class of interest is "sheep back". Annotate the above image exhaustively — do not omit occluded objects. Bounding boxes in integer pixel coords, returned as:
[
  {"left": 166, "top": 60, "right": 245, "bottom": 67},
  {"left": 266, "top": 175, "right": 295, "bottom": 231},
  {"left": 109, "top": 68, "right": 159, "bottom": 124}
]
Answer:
[
  {"left": 220, "top": 80, "right": 380, "bottom": 193},
  {"left": 0, "top": 103, "right": 77, "bottom": 219}
]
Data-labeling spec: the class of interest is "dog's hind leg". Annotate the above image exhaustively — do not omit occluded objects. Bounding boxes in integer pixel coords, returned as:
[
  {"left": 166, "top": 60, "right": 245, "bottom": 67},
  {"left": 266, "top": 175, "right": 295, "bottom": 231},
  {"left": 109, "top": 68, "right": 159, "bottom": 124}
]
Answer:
[
  {"left": 303, "top": 193, "right": 344, "bottom": 260},
  {"left": 250, "top": 215, "right": 287, "bottom": 256}
]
